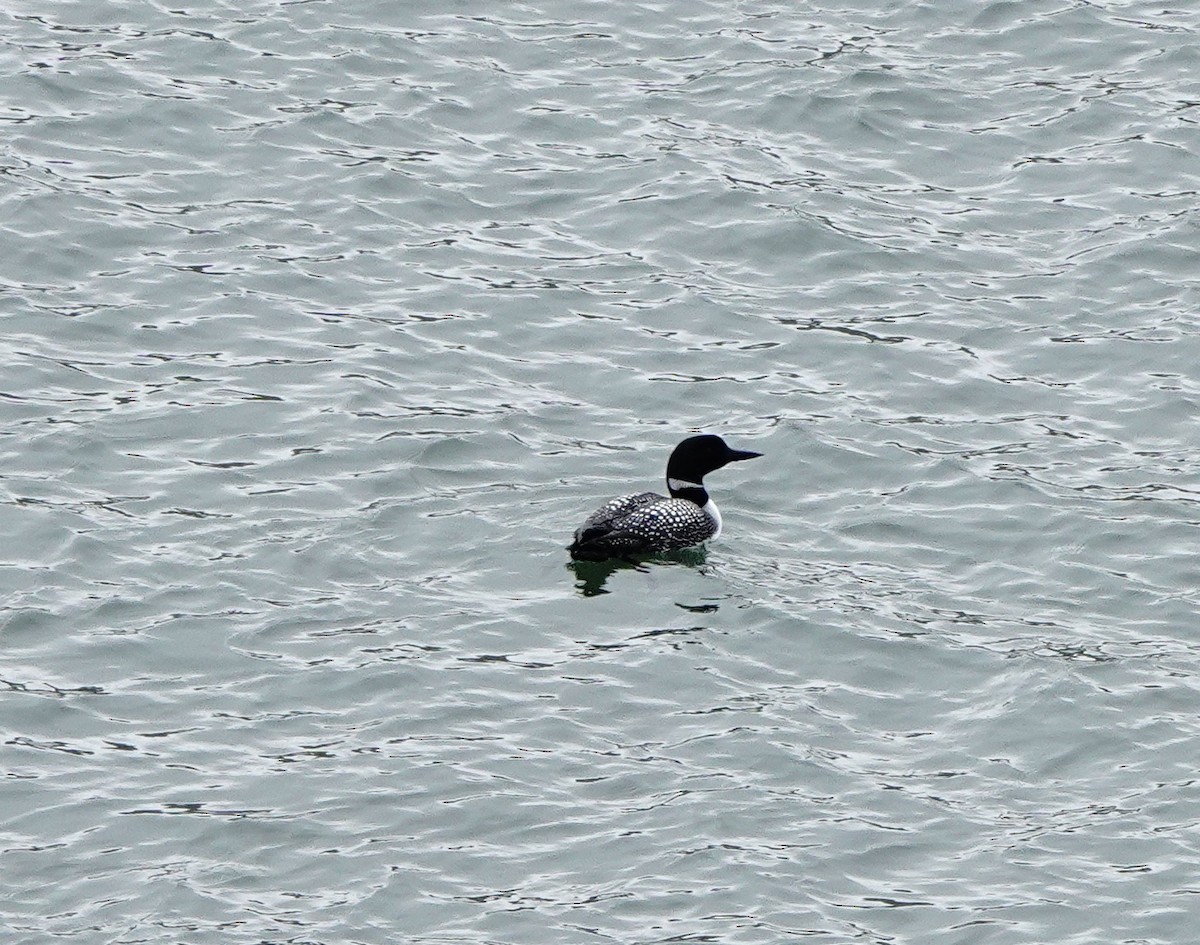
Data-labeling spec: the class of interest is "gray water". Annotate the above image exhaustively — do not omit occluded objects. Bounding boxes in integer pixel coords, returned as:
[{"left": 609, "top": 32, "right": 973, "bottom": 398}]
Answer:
[{"left": 3, "top": 1, "right": 1199, "bottom": 943}]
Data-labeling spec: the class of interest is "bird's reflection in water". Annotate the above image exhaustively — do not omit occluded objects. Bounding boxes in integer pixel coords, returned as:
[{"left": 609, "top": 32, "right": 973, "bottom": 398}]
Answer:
[{"left": 568, "top": 546, "right": 708, "bottom": 597}]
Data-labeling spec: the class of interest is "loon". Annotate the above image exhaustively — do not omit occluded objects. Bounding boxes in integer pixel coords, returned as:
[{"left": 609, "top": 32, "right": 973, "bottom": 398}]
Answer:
[{"left": 568, "top": 434, "right": 762, "bottom": 561}]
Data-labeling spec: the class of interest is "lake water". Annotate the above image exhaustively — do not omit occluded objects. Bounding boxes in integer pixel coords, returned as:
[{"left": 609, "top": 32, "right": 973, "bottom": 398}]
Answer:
[{"left": 3, "top": 1, "right": 1199, "bottom": 943}]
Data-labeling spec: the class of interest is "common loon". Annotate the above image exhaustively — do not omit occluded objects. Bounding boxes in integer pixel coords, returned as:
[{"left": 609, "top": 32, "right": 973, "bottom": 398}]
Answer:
[{"left": 568, "top": 434, "right": 762, "bottom": 561}]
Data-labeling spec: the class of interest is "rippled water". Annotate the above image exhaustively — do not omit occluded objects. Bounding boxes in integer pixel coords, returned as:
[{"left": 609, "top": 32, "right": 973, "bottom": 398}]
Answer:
[{"left": 3, "top": 1, "right": 1199, "bottom": 943}]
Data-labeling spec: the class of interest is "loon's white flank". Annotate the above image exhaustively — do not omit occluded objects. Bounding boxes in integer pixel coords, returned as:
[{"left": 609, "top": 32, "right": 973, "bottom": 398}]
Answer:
[{"left": 702, "top": 498, "right": 722, "bottom": 538}]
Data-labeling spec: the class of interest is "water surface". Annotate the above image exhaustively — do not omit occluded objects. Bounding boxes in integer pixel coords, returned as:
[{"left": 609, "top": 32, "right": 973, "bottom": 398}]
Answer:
[{"left": 2, "top": 1, "right": 1199, "bottom": 943}]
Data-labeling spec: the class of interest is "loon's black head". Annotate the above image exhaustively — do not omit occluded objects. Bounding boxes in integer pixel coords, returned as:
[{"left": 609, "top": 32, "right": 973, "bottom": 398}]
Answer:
[{"left": 665, "top": 434, "right": 761, "bottom": 494}]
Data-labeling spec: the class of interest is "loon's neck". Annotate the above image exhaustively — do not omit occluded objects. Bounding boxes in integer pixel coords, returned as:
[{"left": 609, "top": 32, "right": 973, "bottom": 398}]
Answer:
[
  {"left": 667, "top": 476, "right": 708, "bottom": 505},
  {"left": 666, "top": 477, "right": 722, "bottom": 537}
]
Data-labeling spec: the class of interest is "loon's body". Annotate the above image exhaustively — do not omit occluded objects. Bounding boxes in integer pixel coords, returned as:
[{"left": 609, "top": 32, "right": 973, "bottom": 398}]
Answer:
[{"left": 568, "top": 434, "right": 761, "bottom": 561}]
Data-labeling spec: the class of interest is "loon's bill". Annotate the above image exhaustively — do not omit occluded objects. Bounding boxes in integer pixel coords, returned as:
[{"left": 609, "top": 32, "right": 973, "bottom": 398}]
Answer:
[{"left": 568, "top": 434, "right": 761, "bottom": 562}]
